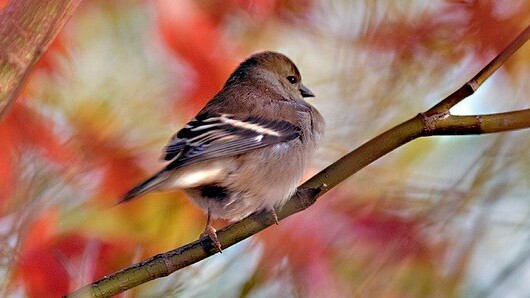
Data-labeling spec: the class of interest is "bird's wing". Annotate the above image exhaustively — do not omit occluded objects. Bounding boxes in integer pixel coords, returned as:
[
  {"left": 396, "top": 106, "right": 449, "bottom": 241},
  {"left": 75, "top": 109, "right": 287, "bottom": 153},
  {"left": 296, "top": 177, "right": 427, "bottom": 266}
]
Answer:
[{"left": 163, "top": 112, "right": 300, "bottom": 169}]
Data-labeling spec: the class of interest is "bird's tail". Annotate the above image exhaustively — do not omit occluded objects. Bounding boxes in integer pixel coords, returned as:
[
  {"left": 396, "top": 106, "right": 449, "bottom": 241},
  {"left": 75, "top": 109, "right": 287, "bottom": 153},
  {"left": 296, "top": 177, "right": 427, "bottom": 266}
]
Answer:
[{"left": 118, "top": 170, "right": 170, "bottom": 204}]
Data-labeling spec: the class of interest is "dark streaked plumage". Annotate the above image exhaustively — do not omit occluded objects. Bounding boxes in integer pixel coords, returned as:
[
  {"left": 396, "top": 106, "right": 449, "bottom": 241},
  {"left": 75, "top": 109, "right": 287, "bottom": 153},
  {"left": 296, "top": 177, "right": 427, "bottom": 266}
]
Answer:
[{"left": 120, "top": 51, "right": 324, "bottom": 251}]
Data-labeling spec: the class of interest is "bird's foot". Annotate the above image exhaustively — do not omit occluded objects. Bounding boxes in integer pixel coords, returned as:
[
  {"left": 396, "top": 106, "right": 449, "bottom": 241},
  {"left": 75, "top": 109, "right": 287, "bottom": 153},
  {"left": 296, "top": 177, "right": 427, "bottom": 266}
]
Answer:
[
  {"left": 200, "top": 225, "right": 222, "bottom": 253},
  {"left": 270, "top": 208, "right": 279, "bottom": 225}
]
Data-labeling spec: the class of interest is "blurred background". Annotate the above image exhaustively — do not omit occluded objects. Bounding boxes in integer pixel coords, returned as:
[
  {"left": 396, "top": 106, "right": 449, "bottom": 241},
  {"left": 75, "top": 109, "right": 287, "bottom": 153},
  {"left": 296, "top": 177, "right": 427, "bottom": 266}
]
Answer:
[{"left": 1, "top": 0, "right": 530, "bottom": 297}]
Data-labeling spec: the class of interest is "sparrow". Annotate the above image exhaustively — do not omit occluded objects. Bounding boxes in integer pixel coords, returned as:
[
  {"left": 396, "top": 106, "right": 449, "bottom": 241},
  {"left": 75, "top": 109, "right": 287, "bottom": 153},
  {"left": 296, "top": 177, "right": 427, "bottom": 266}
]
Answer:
[{"left": 120, "top": 51, "right": 324, "bottom": 251}]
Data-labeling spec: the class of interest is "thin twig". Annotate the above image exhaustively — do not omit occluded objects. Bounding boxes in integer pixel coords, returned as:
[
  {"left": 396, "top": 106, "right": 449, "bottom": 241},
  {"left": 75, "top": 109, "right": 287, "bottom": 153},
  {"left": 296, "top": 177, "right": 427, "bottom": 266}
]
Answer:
[{"left": 425, "top": 109, "right": 530, "bottom": 135}]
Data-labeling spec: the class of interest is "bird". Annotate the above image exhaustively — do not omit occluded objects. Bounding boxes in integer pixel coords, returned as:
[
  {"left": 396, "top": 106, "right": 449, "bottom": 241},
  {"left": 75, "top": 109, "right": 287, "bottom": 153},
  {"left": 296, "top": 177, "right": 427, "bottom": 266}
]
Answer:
[{"left": 119, "top": 51, "right": 324, "bottom": 251}]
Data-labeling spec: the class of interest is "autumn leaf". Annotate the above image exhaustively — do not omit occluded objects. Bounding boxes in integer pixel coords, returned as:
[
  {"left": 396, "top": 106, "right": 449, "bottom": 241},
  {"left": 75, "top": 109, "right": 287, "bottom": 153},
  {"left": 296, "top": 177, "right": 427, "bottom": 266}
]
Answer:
[
  {"left": 155, "top": 0, "right": 240, "bottom": 115},
  {"left": 0, "top": 101, "right": 74, "bottom": 211},
  {"left": 16, "top": 210, "right": 136, "bottom": 297}
]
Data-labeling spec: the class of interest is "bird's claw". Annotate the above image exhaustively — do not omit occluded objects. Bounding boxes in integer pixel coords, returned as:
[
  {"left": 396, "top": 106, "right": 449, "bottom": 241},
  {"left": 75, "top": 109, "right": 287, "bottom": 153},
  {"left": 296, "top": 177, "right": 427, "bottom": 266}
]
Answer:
[{"left": 201, "top": 225, "right": 222, "bottom": 253}]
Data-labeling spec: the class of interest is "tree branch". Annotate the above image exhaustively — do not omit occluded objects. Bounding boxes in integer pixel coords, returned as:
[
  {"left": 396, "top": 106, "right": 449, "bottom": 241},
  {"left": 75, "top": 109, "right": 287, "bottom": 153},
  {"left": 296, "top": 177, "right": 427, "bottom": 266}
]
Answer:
[
  {"left": 425, "top": 109, "right": 530, "bottom": 135},
  {"left": 0, "top": 0, "right": 81, "bottom": 121},
  {"left": 66, "top": 24, "right": 530, "bottom": 298}
]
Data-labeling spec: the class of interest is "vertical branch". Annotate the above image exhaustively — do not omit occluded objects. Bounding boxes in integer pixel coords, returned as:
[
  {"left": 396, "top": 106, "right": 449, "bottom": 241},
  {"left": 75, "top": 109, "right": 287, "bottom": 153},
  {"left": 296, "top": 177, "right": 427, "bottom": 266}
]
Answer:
[{"left": 0, "top": 0, "right": 82, "bottom": 121}]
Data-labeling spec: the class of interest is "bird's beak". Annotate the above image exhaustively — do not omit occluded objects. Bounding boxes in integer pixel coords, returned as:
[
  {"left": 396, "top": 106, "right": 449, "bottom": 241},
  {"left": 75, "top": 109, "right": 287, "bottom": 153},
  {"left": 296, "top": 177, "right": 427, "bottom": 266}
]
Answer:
[{"left": 299, "top": 84, "right": 315, "bottom": 98}]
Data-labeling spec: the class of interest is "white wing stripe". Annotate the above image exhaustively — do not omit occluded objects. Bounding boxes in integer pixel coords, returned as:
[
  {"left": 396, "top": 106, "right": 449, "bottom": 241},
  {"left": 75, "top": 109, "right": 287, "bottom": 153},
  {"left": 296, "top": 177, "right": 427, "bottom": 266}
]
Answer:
[{"left": 220, "top": 115, "right": 280, "bottom": 136}]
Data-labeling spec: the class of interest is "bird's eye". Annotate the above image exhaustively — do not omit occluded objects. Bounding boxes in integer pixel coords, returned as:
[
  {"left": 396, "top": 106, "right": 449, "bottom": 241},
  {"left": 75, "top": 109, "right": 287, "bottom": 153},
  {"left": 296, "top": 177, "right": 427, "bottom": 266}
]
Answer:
[{"left": 287, "top": 76, "right": 297, "bottom": 84}]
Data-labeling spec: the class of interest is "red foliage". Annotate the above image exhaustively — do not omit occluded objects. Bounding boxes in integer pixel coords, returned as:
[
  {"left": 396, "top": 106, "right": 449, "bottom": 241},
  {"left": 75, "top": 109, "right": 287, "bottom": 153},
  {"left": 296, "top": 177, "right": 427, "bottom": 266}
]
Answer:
[
  {"left": 443, "top": 0, "right": 530, "bottom": 60},
  {"left": 257, "top": 197, "right": 438, "bottom": 294},
  {"left": 257, "top": 203, "right": 345, "bottom": 295},
  {"left": 155, "top": 0, "right": 314, "bottom": 117},
  {"left": 205, "top": 0, "right": 314, "bottom": 22},
  {"left": 16, "top": 211, "right": 135, "bottom": 297},
  {"left": 0, "top": 101, "right": 74, "bottom": 211},
  {"left": 362, "top": 0, "right": 530, "bottom": 62},
  {"left": 0, "top": 129, "right": 15, "bottom": 209},
  {"left": 346, "top": 205, "right": 430, "bottom": 261},
  {"left": 72, "top": 122, "right": 146, "bottom": 201},
  {"left": 155, "top": 0, "right": 240, "bottom": 116},
  {"left": 361, "top": 13, "right": 443, "bottom": 58}
]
